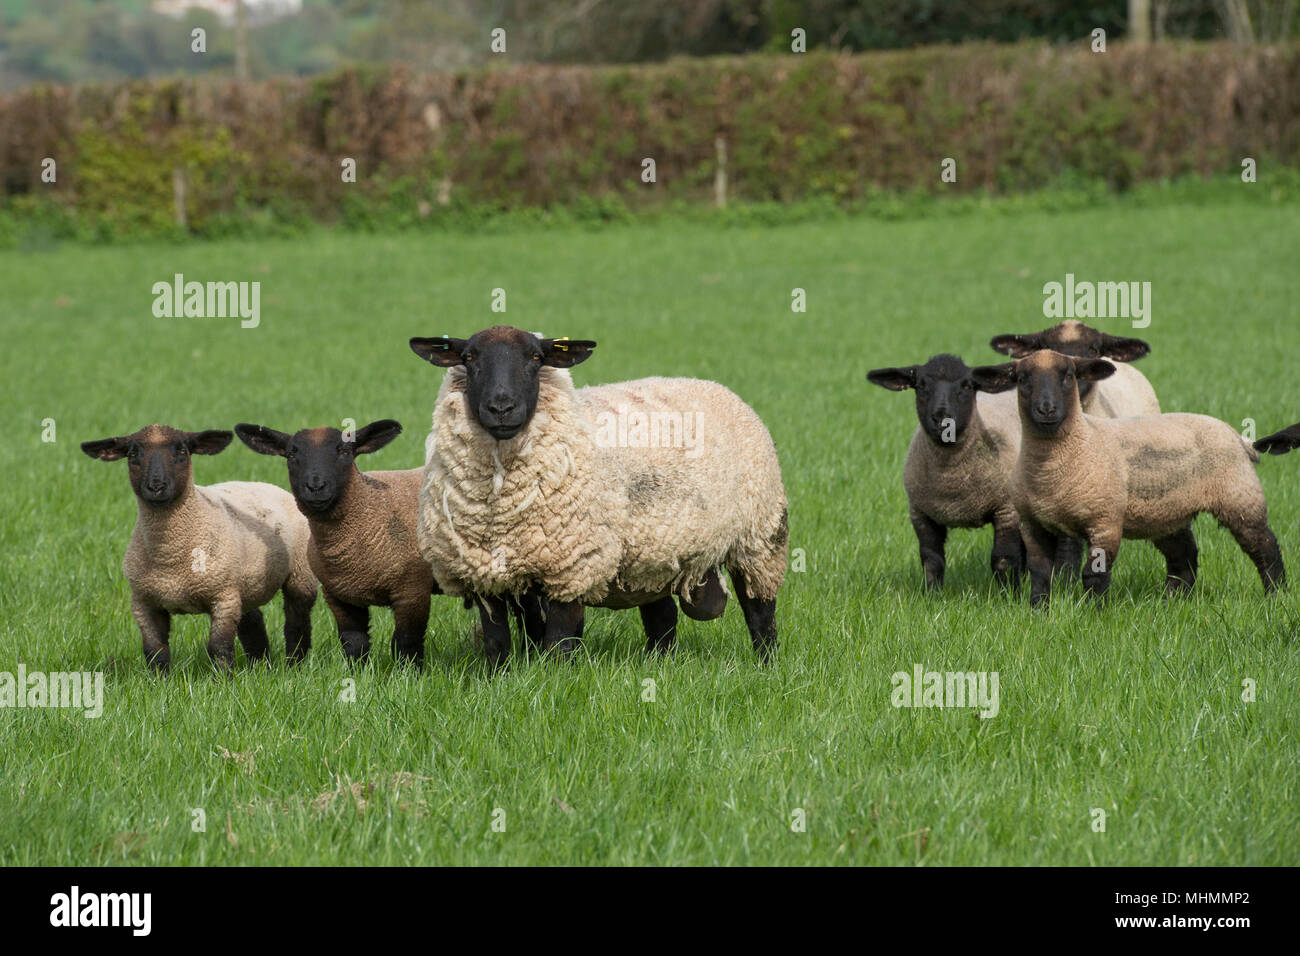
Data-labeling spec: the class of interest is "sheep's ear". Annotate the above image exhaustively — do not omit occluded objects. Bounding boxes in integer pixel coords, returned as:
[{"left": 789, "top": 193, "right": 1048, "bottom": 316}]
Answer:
[
  {"left": 187, "top": 430, "right": 233, "bottom": 455},
  {"left": 234, "top": 424, "right": 291, "bottom": 457},
  {"left": 410, "top": 336, "right": 468, "bottom": 367},
  {"left": 989, "top": 333, "right": 1042, "bottom": 358},
  {"left": 866, "top": 366, "right": 917, "bottom": 391},
  {"left": 352, "top": 419, "right": 402, "bottom": 455},
  {"left": 1096, "top": 333, "right": 1150, "bottom": 362},
  {"left": 970, "top": 362, "right": 1018, "bottom": 393},
  {"left": 541, "top": 338, "right": 596, "bottom": 368},
  {"left": 81, "top": 436, "right": 129, "bottom": 461},
  {"left": 1074, "top": 359, "right": 1116, "bottom": 383},
  {"left": 1254, "top": 423, "right": 1300, "bottom": 456}
]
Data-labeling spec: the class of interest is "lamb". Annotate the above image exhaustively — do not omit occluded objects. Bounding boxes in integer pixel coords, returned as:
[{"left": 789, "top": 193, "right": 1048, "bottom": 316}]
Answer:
[
  {"left": 408, "top": 325, "right": 784, "bottom": 665},
  {"left": 989, "top": 320, "right": 1160, "bottom": 417},
  {"left": 81, "top": 424, "right": 318, "bottom": 670},
  {"left": 867, "top": 355, "right": 1025, "bottom": 588},
  {"left": 867, "top": 354, "right": 1083, "bottom": 589},
  {"left": 970, "top": 351, "right": 1286, "bottom": 606},
  {"left": 234, "top": 419, "right": 458, "bottom": 667}
]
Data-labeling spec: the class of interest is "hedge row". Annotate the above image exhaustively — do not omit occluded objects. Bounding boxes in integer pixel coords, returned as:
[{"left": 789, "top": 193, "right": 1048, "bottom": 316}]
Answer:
[{"left": 1, "top": 42, "right": 1297, "bottom": 238}]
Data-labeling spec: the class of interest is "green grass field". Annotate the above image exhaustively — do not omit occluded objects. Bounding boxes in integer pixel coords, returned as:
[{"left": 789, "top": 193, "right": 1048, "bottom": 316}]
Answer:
[{"left": 1, "top": 197, "right": 1297, "bottom": 865}]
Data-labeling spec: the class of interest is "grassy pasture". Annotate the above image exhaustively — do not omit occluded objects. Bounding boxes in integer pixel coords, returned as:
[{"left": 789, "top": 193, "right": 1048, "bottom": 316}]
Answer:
[{"left": 0, "top": 197, "right": 1297, "bottom": 864}]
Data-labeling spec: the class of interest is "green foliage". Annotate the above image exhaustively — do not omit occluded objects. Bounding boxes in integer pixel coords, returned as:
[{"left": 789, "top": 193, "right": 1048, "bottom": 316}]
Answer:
[
  {"left": 1, "top": 45, "right": 1296, "bottom": 244},
  {"left": 3, "top": 1, "right": 1288, "bottom": 92}
]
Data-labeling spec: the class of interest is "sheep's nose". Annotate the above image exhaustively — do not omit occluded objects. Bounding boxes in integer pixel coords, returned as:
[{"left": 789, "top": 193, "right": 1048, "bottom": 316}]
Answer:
[
  {"left": 145, "top": 477, "right": 165, "bottom": 492},
  {"left": 304, "top": 475, "right": 327, "bottom": 494},
  {"left": 1034, "top": 400, "right": 1058, "bottom": 417},
  {"left": 486, "top": 396, "right": 517, "bottom": 417}
]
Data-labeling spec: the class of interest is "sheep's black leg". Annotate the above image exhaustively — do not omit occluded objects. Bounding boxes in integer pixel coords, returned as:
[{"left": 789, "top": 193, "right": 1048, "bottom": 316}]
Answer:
[
  {"left": 1219, "top": 513, "right": 1287, "bottom": 594},
  {"left": 1082, "top": 529, "right": 1120, "bottom": 605},
  {"left": 282, "top": 586, "right": 315, "bottom": 663},
  {"left": 477, "top": 594, "right": 513, "bottom": 668},
  {"left": 1052, "top": 536, "right": 1085, "bottom": 582},
  {"left": 236, "top": 608, "right": 270, "bottom": 662},
  {"left": 1152, "top": 526, "right": 1198, "bottom": 596},
  {"left": 324, "top": 592, "right": 371, "bottom": 664},
  {"left": 390, "top": 594, "right": 429, "bottom": 667},
  {"left": 679, "top": 569, "right": 728, "bottom": 621},
  {"left": 541, "top": 600, "right": 585, "bottom": 658},
  {"left": 1021, "top": 519, "right": 1058, "bottom": 608},
  {"left": 132, "top": 599, "right": 171, "bottom": 672},
  {"left": 730, "top": 568, "right": 777, "bottom": 662},
  {"left": 909, "top": 510, "right": 947, "bottom": 590},
  {"left": 515, "top": 591, "right": 548, "bottom": 650},
  {"left": 207, "top": 596, "right": 242, "bottom": 671},
  {"left": 640, "top": 597, "right": 678, "bottom": 655},
  {"left": 989, "top": 510, "right": 1024, "bottom": 588}
]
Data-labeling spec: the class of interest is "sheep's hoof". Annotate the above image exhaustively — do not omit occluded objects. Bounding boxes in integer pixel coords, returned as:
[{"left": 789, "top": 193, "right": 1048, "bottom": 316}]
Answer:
[
  {"left": 339, "top": 630, "right": 371, "bottom": 664},
  {"left": 544, "top": 638, "right": 581, "bottom": 659}
]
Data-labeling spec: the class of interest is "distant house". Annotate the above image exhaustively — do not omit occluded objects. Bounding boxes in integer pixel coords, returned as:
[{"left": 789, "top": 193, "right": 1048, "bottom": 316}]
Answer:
[{"left": 151, "top": 0, "right": 304, "bottom": 27}]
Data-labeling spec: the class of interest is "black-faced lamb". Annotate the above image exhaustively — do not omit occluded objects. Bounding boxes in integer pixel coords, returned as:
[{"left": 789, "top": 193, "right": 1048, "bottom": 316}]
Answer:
[
  {"left": 81, "top": 424, "right": 317, "bottom": 670},
  {"left": 409, "top": 326, "right": 781, "bottom": 665},
  {"left": 868, "top": 354, "right": 1083, "bottom": 590},
  {"left": 989, "top": 320, "right": 1159, "bottom": 417},
  {"left": 867, "top": 355, "right": 1026, "bottom": 589},
  {"left": 234, "top": 419, "right": 449, "bottom": 666},
  {"left": 971, "top": 351, "right": 1286, "bottom": 606}
]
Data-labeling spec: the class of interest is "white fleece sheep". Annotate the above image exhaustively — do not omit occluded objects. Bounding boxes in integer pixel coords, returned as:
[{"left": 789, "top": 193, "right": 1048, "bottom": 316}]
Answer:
[{"left": 416, "top": 354, "right": 787, "bottom": 661}]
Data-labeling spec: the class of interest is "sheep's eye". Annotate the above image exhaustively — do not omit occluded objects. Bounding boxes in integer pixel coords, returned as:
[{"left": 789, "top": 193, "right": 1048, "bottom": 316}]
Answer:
[
  {"left": 531, "top": 353, "right": 542, "bottom": 362},
  {"left": 176, "top": 444, "right": 187, "bottom": 457},
  {"left": 128, "top": 447, "right": 140, "bottom": 460},
  {"left": 962, "top": 381, "right": 973, "bottom": 391}
]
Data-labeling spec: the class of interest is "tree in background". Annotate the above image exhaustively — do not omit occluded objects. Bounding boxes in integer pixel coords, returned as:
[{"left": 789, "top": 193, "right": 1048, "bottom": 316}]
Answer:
[{"left": 0, "top": 0, "right": 1295, "bottom": 90}]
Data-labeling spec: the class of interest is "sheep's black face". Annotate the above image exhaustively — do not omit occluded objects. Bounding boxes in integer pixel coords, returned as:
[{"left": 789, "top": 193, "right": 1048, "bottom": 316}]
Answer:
[
  {"left": 1019, "top": 353, "right": 1074, "bottom": 434},
  {"left": 973, "top": 352, "right": 1116, "bottom": 437},
  {"left": 867, "top": 354, "right": 979, "bottom": 447},
  {"left": 410, "top": 326, "right": 596, "bottom": 442},
  {"left": 80, "top": 425, "right": 233, "bottom": 506},
  {"left": 285, "top": 428, "right": 354, "bottom": 514},
  {"left": 233, "top": 421, "right": 403, "bottom": 518},
  {"left": 464, "top": 332, "right": 545, "bottom": 440},
  {"left": 989, "top": 320, "right": 1149, "bottom": 404}
]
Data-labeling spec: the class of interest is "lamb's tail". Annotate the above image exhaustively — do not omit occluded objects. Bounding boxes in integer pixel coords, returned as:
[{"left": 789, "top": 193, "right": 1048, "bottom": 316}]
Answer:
[
  {"left": 1253, "top": 422, "right": 1300, "bottom": 458},
  {"left": 1242, "top": 435, "right": 1261, "bottom": 464}
]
